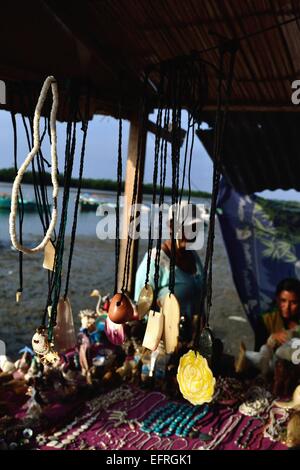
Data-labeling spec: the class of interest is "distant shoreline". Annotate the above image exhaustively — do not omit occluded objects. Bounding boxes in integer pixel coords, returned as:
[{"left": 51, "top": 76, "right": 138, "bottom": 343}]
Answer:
[{"left": 0, "top": 167, "right": 212, "bottom": 199}]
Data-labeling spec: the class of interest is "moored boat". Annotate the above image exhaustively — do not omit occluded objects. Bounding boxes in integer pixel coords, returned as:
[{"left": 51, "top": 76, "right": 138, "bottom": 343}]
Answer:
[{"left": 0, "top": 193, "right": 50, "bottom": 212}]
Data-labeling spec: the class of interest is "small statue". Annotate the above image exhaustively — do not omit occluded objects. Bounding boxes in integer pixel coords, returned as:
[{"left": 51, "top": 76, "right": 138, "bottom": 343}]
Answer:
[{"left": 284, "top": 412, "right": 300, "bottom": 448}]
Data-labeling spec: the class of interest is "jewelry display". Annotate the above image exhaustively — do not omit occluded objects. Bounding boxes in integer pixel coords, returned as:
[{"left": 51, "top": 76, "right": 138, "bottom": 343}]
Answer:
[{"left": 37, "top": 386, "right": 136, "bottom": 448}]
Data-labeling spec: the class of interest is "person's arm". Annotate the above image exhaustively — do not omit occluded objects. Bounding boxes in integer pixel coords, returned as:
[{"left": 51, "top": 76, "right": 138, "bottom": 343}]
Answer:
[
  {"left": 267, "top": 330, "right": 289, "bottom": 347},
  {"left": 134, "top": 253, "right": 148, "bottom": 303},
  {"left": 254, "top": 316, "right": 269, "bottom": 351}
]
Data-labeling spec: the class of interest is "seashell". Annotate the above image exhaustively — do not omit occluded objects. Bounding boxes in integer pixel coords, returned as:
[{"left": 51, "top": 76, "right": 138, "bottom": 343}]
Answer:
[
  {"left": 32, "top": 328, "right": 50, "bottom": 356},
  {"left": 137, "top": 284, "right": 153, "bottom": 319},
  {"left": 108, "top": 293, "right": 133, "bottom": 324}
]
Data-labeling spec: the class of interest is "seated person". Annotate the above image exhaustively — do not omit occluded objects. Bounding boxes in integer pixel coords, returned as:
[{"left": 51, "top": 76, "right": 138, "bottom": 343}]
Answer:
[
  {"left": 235, "top": 278, "right": 300, "bottom": 375},
  {"left": 134, "top": 202, "right": 204, "bottom": 342}
]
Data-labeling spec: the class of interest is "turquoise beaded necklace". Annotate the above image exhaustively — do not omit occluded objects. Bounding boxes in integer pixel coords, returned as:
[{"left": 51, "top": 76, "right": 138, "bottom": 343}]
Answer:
[{"left": 140, "top": 402, "right": 209, "bottom": 437}]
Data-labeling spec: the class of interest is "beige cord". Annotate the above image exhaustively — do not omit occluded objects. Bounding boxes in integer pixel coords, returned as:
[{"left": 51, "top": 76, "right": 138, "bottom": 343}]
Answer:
[{"left": 9, "top": 76, "right": 59, "bottom": 254}]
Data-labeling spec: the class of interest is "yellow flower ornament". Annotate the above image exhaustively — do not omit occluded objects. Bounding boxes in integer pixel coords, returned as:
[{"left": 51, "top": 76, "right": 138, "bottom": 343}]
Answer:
[{"left": 177, "top": 350, "right": 216, "bottom": 405}]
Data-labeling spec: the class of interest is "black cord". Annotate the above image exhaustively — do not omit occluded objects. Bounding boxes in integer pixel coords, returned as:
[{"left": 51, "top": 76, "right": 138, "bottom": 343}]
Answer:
[
  {"left": 193, "top": 44, "right": 236, "bottom": 350},
  {"left": 121, "top": 73, "right": 149, "bottom": 294},
  {"left": 115, "top": 106, "right": 123, "bottom": 295},
  {"left": 145, "top": 68, "right": 164, "bottom": 287},
  {"left": 64, "top": 91, "right": 90, "bottom": 300},
  {"left": 153, "top": 105, "right": 169, "bottom": 307},
  {"left": 48, "top": 118, "right": 77, "bottom": 333},
  {"left": 45, "top": 89, "right": 78, "bottom": 337}
]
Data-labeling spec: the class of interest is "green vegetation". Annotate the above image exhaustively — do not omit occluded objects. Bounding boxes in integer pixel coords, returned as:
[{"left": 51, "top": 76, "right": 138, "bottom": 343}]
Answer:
[{"left": 0, "top": 167, "right": 211, "bottom": 199}]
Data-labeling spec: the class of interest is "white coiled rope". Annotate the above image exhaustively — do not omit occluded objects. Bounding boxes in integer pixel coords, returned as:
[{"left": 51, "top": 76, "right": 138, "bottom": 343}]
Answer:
[{"left": 9, "top": 76, "right": 59, "bottom": 254}]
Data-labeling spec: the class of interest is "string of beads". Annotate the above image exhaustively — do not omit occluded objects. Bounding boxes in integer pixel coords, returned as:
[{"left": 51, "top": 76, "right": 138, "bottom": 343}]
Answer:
[{"left": 140, "top": 402, "right": 209, "bottom": 437}]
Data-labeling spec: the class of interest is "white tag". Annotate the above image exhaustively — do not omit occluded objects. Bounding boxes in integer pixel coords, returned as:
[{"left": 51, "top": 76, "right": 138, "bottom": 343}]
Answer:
[
  {"left": 43, "top": 240, "right": 56, "bottom": 271},
  {"left": 149, "top": 348, "right": 160, "bottom": 377},
  {"left": 142, "top": 310, "right": 164, "bottom": 351},
  {"left": 162, "top": 293, "right": 180, "bottom": 354}
]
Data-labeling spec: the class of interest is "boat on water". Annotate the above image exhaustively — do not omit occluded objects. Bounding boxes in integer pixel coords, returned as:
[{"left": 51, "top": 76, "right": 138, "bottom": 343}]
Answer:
[
  {"left": 198, "top": 205, "right": 210, "bottom": 224},
  {"left": 0, "top": 193, "right": 50, "bottom": 212},
  {"left": 79, "top": 193, "right": 117, "bottom": 212},
  {"left": 79, "top": 193, "right": 150, "bottom": 213}
]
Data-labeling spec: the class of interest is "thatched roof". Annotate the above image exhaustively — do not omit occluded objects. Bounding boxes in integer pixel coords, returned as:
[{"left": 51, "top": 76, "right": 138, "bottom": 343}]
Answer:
[
  {"left": 1, "top": 1, "right": 300, "bottom": 121},
  {"left": 198, "top": 111, "right": 300, "bottom": 193}
]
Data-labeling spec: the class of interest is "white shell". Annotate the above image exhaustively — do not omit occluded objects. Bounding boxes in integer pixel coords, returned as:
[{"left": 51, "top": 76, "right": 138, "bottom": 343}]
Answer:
[{"left": 32, "top": 331, "right": 50, "bottom": 355}]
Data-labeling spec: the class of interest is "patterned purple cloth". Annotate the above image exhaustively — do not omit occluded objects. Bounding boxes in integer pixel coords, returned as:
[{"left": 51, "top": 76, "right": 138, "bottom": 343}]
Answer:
[{"left": 39, "top": 386, "right": 287, "bottom": 451}]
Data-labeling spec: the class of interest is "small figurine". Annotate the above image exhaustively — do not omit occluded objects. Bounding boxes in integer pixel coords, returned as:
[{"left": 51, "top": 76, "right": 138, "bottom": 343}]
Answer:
[{"left": 284, "top": 412, "right": 300, "bottom": 448}]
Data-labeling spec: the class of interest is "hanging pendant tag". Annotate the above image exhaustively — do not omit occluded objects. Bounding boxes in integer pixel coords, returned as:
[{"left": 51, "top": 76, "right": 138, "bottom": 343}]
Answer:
[
  {"left": 149, "top": 348, "right": 160, "bottom": 377},
  {"left": 142, "top": 310, "right": 164, "bottom": 351},
  {"left": 137, "top": 284, "right": 154, "bottom": 319},
  {"left": 108, "top": 293, "right": 133, "bottom": 324},
  {"left": 47, "top": 305, "right": 52, "bottom": 318},
  {"left": 105, "top": 317, "right": 126, "bottom": 345},
  {"left": 16, "top": 290, "right": 22, "bottom": 303},
  {"left": 162, "top": 293, "right": 180, "bottom": 354},
  {"left": 54, "top": 297, "right": 76, "bottom": 353},
  {"left": 198, "top": 326, "right": 214, "bottom": 367},
  {"left": 43, "top": 240, "right": 56, "bottom": 271}
]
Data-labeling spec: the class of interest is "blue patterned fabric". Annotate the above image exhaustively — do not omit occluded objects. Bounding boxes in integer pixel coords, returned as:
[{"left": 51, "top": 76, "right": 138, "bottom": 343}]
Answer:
[{"left": 217, "top": 178, "right": 300, "bottom": 331}]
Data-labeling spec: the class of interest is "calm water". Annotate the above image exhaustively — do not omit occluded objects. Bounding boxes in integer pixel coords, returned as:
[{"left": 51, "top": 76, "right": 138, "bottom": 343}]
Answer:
[{"left": 0, "top": 182, "right": 210, "bottom": 243}]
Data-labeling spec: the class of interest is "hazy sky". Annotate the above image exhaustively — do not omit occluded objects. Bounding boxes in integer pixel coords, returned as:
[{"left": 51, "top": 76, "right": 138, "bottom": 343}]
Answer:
[{"left": 1, "top": 109, "right": 300, "bottom": 201}]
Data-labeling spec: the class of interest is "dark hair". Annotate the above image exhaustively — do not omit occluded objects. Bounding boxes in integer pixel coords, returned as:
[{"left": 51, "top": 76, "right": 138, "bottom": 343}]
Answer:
[{"left": 276, "top": 278, "right": 300, "bottom": 299}]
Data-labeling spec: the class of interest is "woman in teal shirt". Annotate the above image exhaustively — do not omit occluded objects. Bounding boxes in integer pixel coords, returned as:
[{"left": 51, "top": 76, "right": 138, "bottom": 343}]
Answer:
[{"left": 134, "top": 203, "right": 204, "bottom": 341}]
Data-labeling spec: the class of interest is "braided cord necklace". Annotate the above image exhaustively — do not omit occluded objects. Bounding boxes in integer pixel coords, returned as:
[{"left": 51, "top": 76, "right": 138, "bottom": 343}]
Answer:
[
  {"left": 194, "top": 42, "right": 237, "bottom": 355},
  {"left": 10, "top": 111, "right": 24, "bottom": 301}
]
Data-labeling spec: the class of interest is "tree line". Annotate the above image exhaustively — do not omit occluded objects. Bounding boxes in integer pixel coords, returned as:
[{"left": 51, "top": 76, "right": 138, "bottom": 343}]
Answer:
[{"left": 0, "top": 167, "right": 211, "bottom": 199}]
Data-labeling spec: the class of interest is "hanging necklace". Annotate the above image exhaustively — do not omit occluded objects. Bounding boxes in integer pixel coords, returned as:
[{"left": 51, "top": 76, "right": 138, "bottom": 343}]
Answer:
[
  {"left": 137, "top": 72, "right": 165, "bottom": 319},
  {"left": 10, "top": 112, "right": 24, "bottom": 302},
  {"left": 108, "top": 79, "right": 149, "bottom": 327},
  {"left": 194, "top": 44, "right": 237, "bottom": 367},
  {"left": 9, "top": 76, "right": 59, "bottom": 254}
]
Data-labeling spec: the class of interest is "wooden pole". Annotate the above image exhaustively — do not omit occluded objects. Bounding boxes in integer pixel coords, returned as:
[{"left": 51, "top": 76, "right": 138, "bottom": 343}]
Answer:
[{"left": 117, "top": 113, "right": 147, "bottom": 296}]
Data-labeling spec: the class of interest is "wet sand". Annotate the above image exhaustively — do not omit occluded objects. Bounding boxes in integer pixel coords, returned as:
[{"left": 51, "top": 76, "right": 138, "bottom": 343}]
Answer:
[{"left": 0, "top": 221, "right": 253, "bottom": 359}]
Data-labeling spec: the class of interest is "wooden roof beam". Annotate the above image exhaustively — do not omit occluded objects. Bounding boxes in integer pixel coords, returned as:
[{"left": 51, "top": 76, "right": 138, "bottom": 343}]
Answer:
[
  {"left": 41, "top": 0, "right": 140, "bottom": 88},
  {"left": 147, "top": 120, "right": 186, "bottom": 146},
  {"left": 202, "top": 103, "right": 300, "bottom": 112},
  {"left": 140, "top": 7, "right": 300, "bottom": 32}
]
